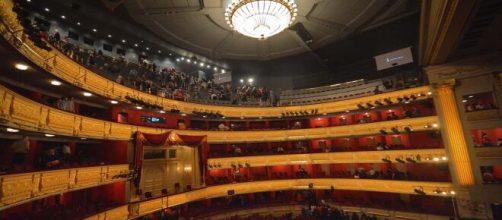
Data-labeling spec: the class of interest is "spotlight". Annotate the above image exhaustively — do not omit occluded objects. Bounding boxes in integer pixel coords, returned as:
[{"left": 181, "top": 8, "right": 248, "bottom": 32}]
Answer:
[
  {"left": 379, "top": 129, "right": 387, "bottom": 135},
  {"left": 92, "top": 28, "right": 97, "bottom": 32},
  {"left": 375, "top": 100, "right": 384, "bottom": 106},
  {"left": 397, "top": 97, "right": 404, "bottom": 103},
  {"left": 391, "top": 127, "right": 400, "bottom": 134},
  {"left": 83, "top": 92, "right": 93, "bottom": 97},
  {"left": 159, "top": 110, "right": 166, "bottom": 114},
  {"left": 110, "top": 100, "right": 118, "bottom": 104},
  {"left": 6, "top": 128, "right": 20, "bottom": 133},
  {"left": 404, "top": 126, "right": 412, "bottom": 134},
  {"left": 441, "top": 156, "right": 447, "bottom": 161},
  {"left": 357, "top": 104, "right": 365, "bottom": 110},
  {"left": 406, "top": 157, "right": 416, "bottom": 163},
  {"left": 60, "top": 15, "right": 66, "bottom": 19},
  {"left": 248, "top": 78, "right": 254, "bottom": 83},
  {"left": 50, "top": 80, "right": 62, "bottom": 86},
  {"left": 410, "top": 95, "right": 417, "bottom": 100},
  {"left": 45, "top": 134, "right": 55, "bottom": 137},
  {"left": 382, "top": 157, "right": 392, "bottom": 163},
  {"left": 44, "top": 7, "right": 50, "bottom": 12},
  {"left": 427, "top": 92, "right": 432, "bottom": 95},
  {"left": 77, "top": 22, "right": 81, "bottom": 26},
  {"left": 136, "top": 106, "right": 143, "bottom": 110},
  {"left": 395, "top": 157, "right": 406, "bottom": 163},
  {"left": 414, "top": 187, "right": 426, "bottom": 195},
  {"left": 433, "top": 188, "right": 443, "bottom": 194},
  {"left": 366, "top": 103, "right": 375, "bottom": 109},
  {"left": 134, "top": 43, "right": 138, "bottom": 47},
  {"left": 15, "top": 63, "right": 29, "bottom": 70}
]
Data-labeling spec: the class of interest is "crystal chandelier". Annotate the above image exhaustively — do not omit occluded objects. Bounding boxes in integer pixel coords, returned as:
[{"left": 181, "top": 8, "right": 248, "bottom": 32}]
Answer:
[{"left": 225, "top": 0, "right": 298, "bottom": 40}]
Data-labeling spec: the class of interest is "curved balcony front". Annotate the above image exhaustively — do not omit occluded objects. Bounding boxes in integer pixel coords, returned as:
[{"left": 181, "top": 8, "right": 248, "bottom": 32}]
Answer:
[
  {"left": 0, "top": 164, "right": 130, "bottom": 211},
  {"left": 0, "top": 84, "right": 439, "bottom": 143},
  {"left": 0, "top": 1, "right": 432, "bottom": 118},
  {"left": 83, "top": 179, "right": 453, "bottom": 220}
]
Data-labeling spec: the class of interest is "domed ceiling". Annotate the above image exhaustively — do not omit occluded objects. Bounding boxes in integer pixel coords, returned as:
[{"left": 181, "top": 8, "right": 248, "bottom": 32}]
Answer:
[{"left": 124, "top": 0, "right": 418, "bottom": 60}]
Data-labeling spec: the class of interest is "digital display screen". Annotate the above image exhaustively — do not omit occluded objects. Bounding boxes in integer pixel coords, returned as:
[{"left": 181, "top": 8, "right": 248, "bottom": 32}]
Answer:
[
  {"left": 140, "top": 116, "right": 166, "bottom": 124},
  {"left": 374, "top": 47, "right": 413, "bottom": 71}
]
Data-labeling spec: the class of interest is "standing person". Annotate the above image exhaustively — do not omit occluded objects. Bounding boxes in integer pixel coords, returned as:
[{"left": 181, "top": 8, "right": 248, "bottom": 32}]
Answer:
[{"left": 10, "top": 136, "right": 30, "bottom": 171}]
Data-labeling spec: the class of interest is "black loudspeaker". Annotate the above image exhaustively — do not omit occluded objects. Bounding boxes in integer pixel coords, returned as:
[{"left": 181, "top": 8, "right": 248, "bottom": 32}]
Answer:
[
  {"left": 289, "top": 22, "right": 313, "bottom": 44},
  {"left": 227, "top": 189, "right": 235, "bottom": 196}
]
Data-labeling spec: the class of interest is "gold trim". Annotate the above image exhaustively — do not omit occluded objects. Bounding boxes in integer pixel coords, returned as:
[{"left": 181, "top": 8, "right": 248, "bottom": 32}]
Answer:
[
  {"left": 84, "top": 179, "right": 453, "bottom": 220},
  {"left": 433, "top": 83, "right": 474, "bottom": 186},
  {"left": 208, "top": 148, "right": 447, "bottom": 169},
  {"left": 0, "top": 164, "right": 130, "bottom": 211},
  {"left": 0, "top": 4, "right": 432, "bottom": 118},
  {"left": 0, "top": 84, "right": 439, "bottom": 143}
]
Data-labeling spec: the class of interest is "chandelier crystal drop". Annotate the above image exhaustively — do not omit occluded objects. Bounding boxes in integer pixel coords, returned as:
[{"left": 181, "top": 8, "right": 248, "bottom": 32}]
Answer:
[{"left": 225, "top": 0, "right": 298, "bottom": 40}]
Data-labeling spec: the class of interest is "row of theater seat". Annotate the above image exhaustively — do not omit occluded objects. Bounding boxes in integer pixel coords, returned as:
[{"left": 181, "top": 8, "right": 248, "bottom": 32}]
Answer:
[
  {"left": 281, "top": 80, "right": 365, "bottom": 96},
  {"left": 283, "top": 86, "right": 380, "bottom": 105}
]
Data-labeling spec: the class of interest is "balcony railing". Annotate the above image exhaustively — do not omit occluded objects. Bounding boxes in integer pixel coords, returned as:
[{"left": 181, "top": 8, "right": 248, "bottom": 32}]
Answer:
[
  {"left": 83, "top": 179, "right": 453, "bottom": 220},
  {"left": 0, "top": 1, "right": 433, "bottom": 118},
  {"left": 207, "top": 148, "right": 447, "bottom": 169},
  {"left": 0, "top": 164, "right": 130, "bottom": 211},
  {"left": 0, "top": 84, "right": 439, "bottom": 143}
]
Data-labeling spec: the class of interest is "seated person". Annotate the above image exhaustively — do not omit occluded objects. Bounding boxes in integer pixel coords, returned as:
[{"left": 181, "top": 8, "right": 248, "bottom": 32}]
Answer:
[
  {"left": 339, "top": 117, "right": 348, "bottom": 125},
  {"left": 292, "top": 121, "right": 302, "bottom": 129},
  {"left": 218, "top": 122, "right": 229, "bottom": 131},
  {"left": 177, "top": 120, "right": 187, "bottom": 130},
  {"left": 298, "top": 167, "right": 308, "bottom": 178},
  {"left": 481, "top": 132, "right": 493, "bottom": 146},
  {"left": 276, "top": 146, "right": 285, "bottom": 153},
  {"left": 295, "top": 142, "right": 307, "bottom": 153},
  {"left": 376, "top": 143, "right": 385, "bottom": 151},
  {"left": 386, "top": 112, "right": 399, "bottom": 120},
  {"left": 232, "top": 145, "right": 242, "bottom": 155},
  {"left": 42, "top": 148, "right": 61, "bottom": 169}
]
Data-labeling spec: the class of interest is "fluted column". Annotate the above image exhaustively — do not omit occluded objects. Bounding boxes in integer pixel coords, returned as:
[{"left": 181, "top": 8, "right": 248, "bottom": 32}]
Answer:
[{"left": 433, "top": 80, "right": 474, "bottom": 186}]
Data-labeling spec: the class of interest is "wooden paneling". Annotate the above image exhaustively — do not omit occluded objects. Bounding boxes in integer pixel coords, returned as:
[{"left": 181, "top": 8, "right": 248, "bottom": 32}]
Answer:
[{"left": 0, "top": 164, "right": 130, "bottom": 211}]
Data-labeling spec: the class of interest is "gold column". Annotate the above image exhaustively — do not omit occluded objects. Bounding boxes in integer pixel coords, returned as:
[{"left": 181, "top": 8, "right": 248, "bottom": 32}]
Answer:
[{"left": 434, "top": 80, "right": 474, "bottom": 186}]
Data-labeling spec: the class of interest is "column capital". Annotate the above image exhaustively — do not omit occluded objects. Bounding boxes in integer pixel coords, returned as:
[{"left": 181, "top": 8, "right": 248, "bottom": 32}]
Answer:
[{"left": 432, "top": 79, "right": 456, "bottom": 89}]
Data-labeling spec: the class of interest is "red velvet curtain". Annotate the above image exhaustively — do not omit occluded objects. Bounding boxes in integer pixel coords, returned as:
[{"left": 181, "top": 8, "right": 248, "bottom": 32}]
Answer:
[
  {"left": 176, "top": 134, "right": 209, "bottom": 161},
  {"left": 134, "top": 131, "right": 171, "bottom": 187}
]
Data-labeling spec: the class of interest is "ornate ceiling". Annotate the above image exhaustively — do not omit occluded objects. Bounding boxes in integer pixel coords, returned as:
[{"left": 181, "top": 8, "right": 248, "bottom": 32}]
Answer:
[{"left": 124, "top": 0, "right": 418, "bottom": 60}]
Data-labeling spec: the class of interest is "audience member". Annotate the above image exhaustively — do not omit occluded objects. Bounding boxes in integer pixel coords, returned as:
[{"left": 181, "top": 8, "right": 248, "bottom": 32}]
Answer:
[{"left": 10, "top": 136, "right": 30, "bottom": 170}]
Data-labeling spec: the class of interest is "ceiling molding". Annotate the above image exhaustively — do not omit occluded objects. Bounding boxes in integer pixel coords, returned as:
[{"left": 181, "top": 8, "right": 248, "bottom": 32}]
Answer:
[{"left": 418, "top": 0, "right": 479, "bottom": 66}]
